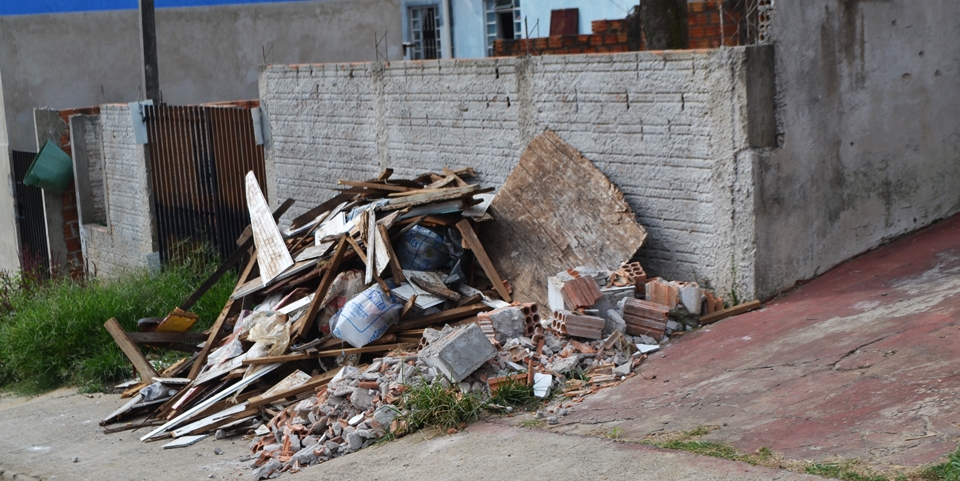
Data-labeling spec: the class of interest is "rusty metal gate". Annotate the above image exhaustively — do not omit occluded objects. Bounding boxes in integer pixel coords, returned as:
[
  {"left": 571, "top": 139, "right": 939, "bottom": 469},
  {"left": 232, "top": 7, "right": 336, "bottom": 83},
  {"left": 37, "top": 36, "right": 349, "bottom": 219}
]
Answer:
[
  {"left": 143, "top": 105, "right": 267, "bottom": 264},
  {"left": 10, "top": 150, "right": 50, "bottom": 272}
]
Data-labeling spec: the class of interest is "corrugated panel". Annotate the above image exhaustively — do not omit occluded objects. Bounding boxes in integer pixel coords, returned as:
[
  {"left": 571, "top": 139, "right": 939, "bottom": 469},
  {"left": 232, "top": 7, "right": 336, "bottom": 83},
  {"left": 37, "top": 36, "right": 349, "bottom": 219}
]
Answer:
[
  {"left": 144, "top": 105, "right": 266, "bottom": 264},
  {"left": 11, "top": 150, "right": 50, "bottom": 272}
]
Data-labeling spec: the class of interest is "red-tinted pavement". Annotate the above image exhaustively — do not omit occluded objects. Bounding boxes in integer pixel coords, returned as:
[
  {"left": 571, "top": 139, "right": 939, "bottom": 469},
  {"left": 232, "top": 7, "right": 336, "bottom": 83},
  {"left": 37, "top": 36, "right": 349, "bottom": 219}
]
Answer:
[{"left": 548, "top": 213, "right": 960, "bottom": 469}]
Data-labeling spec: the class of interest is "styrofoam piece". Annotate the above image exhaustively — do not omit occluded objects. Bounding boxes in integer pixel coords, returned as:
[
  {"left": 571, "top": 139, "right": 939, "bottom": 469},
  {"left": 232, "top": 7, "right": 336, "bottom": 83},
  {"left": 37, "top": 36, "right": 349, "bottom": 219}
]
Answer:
[{"left": 533, "top": 373, "right": 552, "bottom": 398}]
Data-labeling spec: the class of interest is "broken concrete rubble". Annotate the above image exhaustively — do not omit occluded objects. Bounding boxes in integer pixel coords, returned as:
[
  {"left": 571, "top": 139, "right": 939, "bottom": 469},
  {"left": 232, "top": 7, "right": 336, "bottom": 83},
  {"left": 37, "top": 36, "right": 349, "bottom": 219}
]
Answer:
[{"left": 419, "top": 324, "right": 498, "bottom": 383}]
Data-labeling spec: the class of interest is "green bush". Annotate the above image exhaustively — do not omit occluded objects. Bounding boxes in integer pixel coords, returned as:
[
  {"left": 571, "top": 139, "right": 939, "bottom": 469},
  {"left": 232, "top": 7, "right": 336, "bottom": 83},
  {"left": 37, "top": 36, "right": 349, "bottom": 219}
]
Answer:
[{"left": 0, "top": 256, "right": 235, "bottom": 393}]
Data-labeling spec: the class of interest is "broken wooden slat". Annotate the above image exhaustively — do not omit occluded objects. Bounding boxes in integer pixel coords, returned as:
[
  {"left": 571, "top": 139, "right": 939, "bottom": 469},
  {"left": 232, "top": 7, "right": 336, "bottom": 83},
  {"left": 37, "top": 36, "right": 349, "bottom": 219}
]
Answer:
[
  {"left": 389, "top": 303, "right": 492, "bottom": 333},
  {"left": 373, "top": 221, "right": 390, "bottom": 278},
  {"left": 293, "top": 237, "right": 349, "bottom": 342},
  {"left": 125, "top": 332, "right": 208, "bottom": 344},
  {"left": 236, "top": 198, "right": 295, "bottom": 246},
  {"left": 365, "top": 210, "right": 376, "bottom": 284},
  {"left": 141, "top": 363, "right": 280, "bottom": 441},
  {"left": 155, "top": 308, "right": 198, "bottom": 333},
  {"left": 456, "top": 219, "right": 512, "bottom": 302},
  {"left": 162, "top": 434, "right": 208, "bottom": 449},
  {"left": 246, "top": 368, "right": 341, "bottom": 408},
  {"left": 338, "top": 180, "right": 417, "bottom": 192},
  {"left": 699, "top": 300, "right": 761, "bottom": 325},
  {"left": 410, "top": 274, "right": 461, "bottom": 302},
  {"left": 378, "top": 224, "right": 405, "bottom": 284},
  {"left": 188, "top": 250, "right": 258, "bottom": 380},
  {"left": 480, "top": 130, "right": 647, "bottom": 306},
  {"left": 245, "top": 171, "right": 294, "bottom": 284},
  {"left": 104, "top": 318, "right": 159, "bottom": 382},
  {"left": 380, "top": 184, "right": 482, "bottom": 211}
]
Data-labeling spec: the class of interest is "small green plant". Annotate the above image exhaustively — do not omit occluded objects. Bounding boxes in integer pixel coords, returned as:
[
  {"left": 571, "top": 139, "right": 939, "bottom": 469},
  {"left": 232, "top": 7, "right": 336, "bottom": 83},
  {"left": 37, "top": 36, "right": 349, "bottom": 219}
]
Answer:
[
  {"left": 519, "top": 418, "right": 545, "bottom": 429},
  {"left": 401, "top": 379, "right": 485, "bottom": 432},
  {"left": 607, "top": 427, "right": 624, "bottom": 440},
  {"left": 489, "top": 376, "right": 540, "bottom": 411}
]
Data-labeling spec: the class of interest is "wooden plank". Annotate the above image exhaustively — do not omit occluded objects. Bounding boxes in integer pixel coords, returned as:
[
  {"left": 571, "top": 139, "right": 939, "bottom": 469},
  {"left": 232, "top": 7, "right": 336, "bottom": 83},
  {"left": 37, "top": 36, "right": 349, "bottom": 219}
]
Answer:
[
  {"left": 699, "top": 300, "right": 761, "bottom": 325},
  {"left": 365, "top": 210, "right": 376, "bottom": 284},
  {"left": 243, "top": 344, "right": 402, "bottom": 365},
  {"left": 104, "top": 318, "right": 159, "bottom": 382},
  {"left": 456, "top": 219, "right": 512, "bottom": 302},
  {"left": 378, "top": 224, "right": 405, "bottom": 284},
  {"left": 163, "top": 434, "right": 208, "bottom": 449},
  {"left": 289, "top": 193, "right": 354, "bottom": 230},
  {"left": 480, "top": 130, "right": 647, "bottom": 306},
  {"left": 388, "top": 303, "right": 491, "bottom": 333},
  {"left": 141, "top": 363, "right": 280, "bottom": 441},
  {"left": 181, "top": 199, "right": 291, "bottom": 311},
  {"left": 373, "top": 221, "right": 390, "bottom": 278},
  {"left": 235, "top": 197, "right": 295, "bottom": 246},
  {"left": 338, "top": 180, "right": 417, "bottom": 192},
  {"left": 187, "top": 251, "right": 258, "bottom": 380},
  {"left": 293, "top": 237, "right": 348, "bottom": 342},
  {"left": 245, "top": 172, "right": 294, "bottom": 284},
  {"left": 126, "top": 332, "right": 208, "bottom": 344},
  {"left": 246, "top": 368, "right": 341, "bottom": 408},
  {"left": 380, "top": 185, "right": 482, "bottom": 211}
]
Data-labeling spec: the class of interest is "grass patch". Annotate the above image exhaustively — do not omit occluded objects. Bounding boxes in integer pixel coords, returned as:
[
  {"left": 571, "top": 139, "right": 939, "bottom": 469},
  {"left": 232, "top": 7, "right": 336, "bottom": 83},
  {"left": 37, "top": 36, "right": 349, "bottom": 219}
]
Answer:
[
  {"left": 640, "top": 425, "right": 911, "bottom": 481},
  {"left": 401, "top": 380, "right": 485, "bottom": 433},
  {"left": 0, "top": 252, "right": 234, "bottom": 394},
  {"left": 489, "top": 376, "right": 541, "bottom": 411},
  {"left": 919, "top": 447, "right": 960, "bottom": 481},
  {"left": 519, "top": 418, "right": 545, "bottom": 429}
]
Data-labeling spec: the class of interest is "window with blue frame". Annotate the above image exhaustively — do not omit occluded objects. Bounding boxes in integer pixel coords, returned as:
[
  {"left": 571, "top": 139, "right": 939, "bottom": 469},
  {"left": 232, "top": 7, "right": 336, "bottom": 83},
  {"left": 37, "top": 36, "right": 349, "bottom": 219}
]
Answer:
[
  {"left": 485, "top": 0, "right": 522, "bottom": 56},
  {"left": 409, "top": 5, "right": 442, "bottom": 59}
]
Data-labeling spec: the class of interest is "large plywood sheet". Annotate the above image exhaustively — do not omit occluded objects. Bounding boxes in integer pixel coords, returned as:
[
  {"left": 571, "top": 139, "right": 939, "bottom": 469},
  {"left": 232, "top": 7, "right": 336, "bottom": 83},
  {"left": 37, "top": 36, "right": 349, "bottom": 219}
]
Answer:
[{"left": 481, "top": 130, "right": 647, "bottom": 306}]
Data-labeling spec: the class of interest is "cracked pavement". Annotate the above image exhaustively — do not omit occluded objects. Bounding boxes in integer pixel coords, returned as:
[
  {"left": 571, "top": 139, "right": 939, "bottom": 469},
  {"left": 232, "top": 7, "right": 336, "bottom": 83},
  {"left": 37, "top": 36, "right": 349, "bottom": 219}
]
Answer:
[{"left": 502, "top": 213, "right": 960, "bottom": 470}]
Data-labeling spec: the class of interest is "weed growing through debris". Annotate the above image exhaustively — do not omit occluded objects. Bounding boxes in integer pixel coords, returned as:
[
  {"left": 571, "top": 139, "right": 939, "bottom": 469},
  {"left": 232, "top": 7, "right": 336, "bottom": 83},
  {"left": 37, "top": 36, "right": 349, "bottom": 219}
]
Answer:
[
  {"left": 401, "top": 379, "right": 485, "bottom": 433},
  {"left": 607, "top": 427, "right": 624, "bottom": 440},
  {"left": 0, "top": 251, "right": 234, "bottom": 393},
  {"left": 489, "top": 376, "right": 540, "bottom": 411}
]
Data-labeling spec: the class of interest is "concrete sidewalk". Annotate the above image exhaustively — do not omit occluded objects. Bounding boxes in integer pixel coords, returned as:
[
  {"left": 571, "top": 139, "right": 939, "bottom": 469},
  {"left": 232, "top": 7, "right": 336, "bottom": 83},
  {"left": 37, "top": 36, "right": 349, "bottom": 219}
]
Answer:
[
  {"left": 539, "top": 213, "right": 960, "bottom": 470},
  {"left": 0, "top": 389, "right": 820, "bottom": 481}
]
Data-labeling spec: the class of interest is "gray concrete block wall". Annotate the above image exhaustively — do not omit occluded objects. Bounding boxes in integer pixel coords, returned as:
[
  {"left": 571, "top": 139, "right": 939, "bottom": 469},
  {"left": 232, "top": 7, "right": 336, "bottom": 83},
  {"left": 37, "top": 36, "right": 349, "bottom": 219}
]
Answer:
[
  {"left": 755, "top": 0, "right": 960, "bottom": 296},
  {"left": 261, "top": 49, "right": 760, "bottom": 301},
  {"left": 81, "top": 105, "right": 156, "bottom": 278}
]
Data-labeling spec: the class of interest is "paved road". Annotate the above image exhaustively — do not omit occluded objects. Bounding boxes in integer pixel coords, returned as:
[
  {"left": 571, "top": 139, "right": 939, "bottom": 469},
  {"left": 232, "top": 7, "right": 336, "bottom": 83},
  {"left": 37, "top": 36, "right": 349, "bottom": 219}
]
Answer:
[{"left": 0, "top": 388, "right": 819, "bottom": 481}]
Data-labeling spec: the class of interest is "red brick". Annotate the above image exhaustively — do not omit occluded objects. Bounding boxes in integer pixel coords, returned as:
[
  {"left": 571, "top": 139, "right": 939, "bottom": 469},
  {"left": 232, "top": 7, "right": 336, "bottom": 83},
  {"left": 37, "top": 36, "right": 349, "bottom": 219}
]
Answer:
[
  {"left": 591, "top": 20, "right": 608, "bottom": 33},
  {"left": 689, "top": 1, "right": 704, "bottom": 13}
]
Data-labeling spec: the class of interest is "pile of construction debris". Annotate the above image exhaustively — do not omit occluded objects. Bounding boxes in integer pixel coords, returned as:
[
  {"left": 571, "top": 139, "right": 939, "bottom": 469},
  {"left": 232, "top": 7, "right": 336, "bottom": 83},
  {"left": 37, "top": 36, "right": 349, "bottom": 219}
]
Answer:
[{"left": 100, "top": 130, "right": 758, "bottom": 479}]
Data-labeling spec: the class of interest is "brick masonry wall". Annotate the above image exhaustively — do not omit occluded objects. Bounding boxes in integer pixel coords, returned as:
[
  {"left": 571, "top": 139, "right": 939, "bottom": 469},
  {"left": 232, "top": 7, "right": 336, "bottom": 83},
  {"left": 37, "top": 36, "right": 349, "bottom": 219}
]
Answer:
[
  {"left": 494, "top": 2, "right": 740, "bottom": 57},
  {"left": 55, "top": 107, "right": 98, "bottom": 277},
  {"left": 81, "top": 104, "right": 157, "bottom": 278},
  {"left": 261, "top": 49, "right": 759, "bottom": 300}
]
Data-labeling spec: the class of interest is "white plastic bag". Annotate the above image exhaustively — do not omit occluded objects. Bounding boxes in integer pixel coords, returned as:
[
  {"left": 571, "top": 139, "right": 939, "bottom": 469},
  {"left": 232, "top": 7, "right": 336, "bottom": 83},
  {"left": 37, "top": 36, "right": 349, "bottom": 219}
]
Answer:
[{"left": 330, "top": 285, "right": 402, "bottom": 348}]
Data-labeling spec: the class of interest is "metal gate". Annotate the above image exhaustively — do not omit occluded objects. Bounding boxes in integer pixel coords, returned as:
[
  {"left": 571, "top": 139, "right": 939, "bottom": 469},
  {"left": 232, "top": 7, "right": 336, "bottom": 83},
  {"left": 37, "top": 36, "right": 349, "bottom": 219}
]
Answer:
[
  {"left": 10, "top": 150, "right": 50, "bottom": 272},
  {"left": 143, "top": 105, "right": 267, "bottom": 264}
]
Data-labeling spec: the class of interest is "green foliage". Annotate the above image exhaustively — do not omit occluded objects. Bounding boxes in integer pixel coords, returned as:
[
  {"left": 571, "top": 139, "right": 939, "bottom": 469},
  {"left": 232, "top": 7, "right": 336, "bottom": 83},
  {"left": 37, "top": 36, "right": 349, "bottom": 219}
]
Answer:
[
  {"left": 401, "top": 380, "right": 485, "bottom": 432},
  {"left": 489, "top": 376, "right": 540, "bottom": 411},
  {"left": 0, "top": 252, "right": 234, "bottom": 393},
  {"left": 804, "top": 462, "right": 891, "bottom": 481},
  {"left": 920, "top": 447, "right": 960, "bottom": 481}
]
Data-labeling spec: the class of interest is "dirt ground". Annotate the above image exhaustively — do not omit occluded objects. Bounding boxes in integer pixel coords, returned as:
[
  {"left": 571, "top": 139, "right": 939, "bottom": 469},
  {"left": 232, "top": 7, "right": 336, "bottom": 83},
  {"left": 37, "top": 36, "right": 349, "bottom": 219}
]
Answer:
[{"left": 0, "top": 388, "right": 821, "bottom": 481}]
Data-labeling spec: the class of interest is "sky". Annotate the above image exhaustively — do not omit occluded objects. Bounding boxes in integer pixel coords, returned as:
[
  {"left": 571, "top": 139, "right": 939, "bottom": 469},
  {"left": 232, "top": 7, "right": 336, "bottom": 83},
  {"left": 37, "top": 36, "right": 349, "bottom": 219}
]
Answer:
[{"left": 0, "top": 0, "right": 311, "bottom": 16}]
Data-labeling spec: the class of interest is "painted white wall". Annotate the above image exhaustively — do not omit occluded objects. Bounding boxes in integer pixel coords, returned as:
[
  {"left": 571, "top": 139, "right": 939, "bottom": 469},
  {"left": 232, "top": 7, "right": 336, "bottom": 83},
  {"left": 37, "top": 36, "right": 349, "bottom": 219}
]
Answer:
[{"left": 0, "top": 69, "right": 15, "bottom": 273}]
